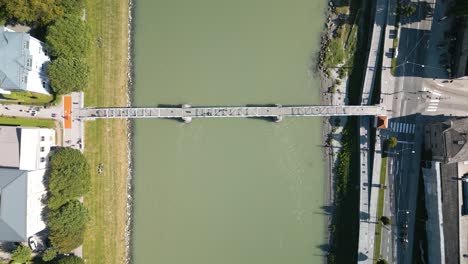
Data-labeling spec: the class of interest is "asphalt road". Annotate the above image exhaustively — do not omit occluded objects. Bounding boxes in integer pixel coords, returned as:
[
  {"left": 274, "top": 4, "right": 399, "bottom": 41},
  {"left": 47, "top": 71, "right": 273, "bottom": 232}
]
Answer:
[{"left": 380, "top": 0, "right": 453, "bottom": 263}]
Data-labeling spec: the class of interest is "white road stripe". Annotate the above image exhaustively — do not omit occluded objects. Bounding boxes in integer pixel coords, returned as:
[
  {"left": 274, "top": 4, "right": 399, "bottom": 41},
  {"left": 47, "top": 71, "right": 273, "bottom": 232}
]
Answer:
[
  {"left": 405, "top": 124, "right": 410, "bottom": 133},
  {"left": 427, "top": 106, "right": 438, "bottom": 109},
  {"left": 427, "top": 109, "right": 437, "bottom": 112},
  {"left": 403, "top": 123, "right": 408, "bottom": 133},
  {"left": 429, "top": 103, "right": 438, "bottom": 106},
  {"left": 431, "top": 90, "right": 442, "bottom": 96},
  {"left": 410, "top": 124, "right": 415, "bottom": 133},
  {"left": 430, "top": 99, "right": 440, "bottom": 103},
  {"left": 397, "top": 123, "right": 401, "bottom": 132}
]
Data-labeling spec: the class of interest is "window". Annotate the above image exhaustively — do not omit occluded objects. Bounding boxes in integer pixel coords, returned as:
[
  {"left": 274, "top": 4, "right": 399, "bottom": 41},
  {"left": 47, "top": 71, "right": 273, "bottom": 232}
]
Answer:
[
  {"left": 40, "top": 157, "right": 45, "bottom": 162},
  {"left": 40, "top": 136, "right": 45, "bottom": 141},
  {"left": 40, "top": 147, "right": 45, "bottom": 152}
]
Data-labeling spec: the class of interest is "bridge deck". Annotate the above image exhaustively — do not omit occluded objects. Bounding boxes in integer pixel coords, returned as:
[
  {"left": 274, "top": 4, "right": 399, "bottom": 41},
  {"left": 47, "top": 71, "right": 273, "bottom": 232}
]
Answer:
[{"left": 78, "top": 105, "right": 386, "bottom": 119}]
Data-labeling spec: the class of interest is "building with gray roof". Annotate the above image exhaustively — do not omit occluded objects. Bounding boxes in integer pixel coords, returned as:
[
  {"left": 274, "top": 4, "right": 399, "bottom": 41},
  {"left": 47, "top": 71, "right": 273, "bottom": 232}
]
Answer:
[
  {"left": 0, "top": 126, "right": 55, "bottom": 241},
  {"left": 0, "top": 27, "right": 50, "bottom": 95}
]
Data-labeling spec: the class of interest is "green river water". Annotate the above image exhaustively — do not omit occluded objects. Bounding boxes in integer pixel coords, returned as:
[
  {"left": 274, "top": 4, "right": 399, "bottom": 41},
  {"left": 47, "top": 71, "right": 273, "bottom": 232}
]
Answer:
[{"left": 133, "top": 1, "right": 328, "bottom": 263}]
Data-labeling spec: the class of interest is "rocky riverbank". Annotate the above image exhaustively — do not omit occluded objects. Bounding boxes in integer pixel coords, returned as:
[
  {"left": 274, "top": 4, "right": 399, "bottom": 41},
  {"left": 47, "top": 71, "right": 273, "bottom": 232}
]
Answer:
[{"left": 317, "top": 0, "right": 354, "bottom": 258}]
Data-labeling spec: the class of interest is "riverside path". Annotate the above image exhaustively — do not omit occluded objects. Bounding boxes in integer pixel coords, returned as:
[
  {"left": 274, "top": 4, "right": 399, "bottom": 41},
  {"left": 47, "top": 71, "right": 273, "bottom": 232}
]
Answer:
[{"left": 77, "top": 105, "right": 386, "bottom": 122}]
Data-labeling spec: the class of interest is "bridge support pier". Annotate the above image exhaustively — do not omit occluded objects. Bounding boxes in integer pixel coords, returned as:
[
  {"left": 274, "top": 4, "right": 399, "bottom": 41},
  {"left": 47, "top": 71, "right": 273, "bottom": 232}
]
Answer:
[
  {"left": 182, "top": 104, "right": 192, "bottom": 123},
  {"left": 274, "top": 115, "right": 283, "bottom": 122}
]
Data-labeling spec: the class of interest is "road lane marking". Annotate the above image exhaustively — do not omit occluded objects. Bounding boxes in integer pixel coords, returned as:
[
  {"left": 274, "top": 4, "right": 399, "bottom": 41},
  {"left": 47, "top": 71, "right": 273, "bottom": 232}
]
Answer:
[
  {"left": 430, "top": 99, "right": 440, "bottom": 103},
  {"left": 431, "top": 90, "right": 442, "bottom": 96},
  {"left": 427, "top": 108, "right": 437, "bottom": 112}
]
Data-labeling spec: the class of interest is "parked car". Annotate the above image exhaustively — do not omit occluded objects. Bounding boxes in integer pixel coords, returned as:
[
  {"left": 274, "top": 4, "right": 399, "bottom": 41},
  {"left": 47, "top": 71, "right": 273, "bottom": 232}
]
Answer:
[
  {"left": 31, "top": 110, "right": 37, "bottom": 117},
  {"left": 28, "top": 237, "right": 37, "bottom": 251}
]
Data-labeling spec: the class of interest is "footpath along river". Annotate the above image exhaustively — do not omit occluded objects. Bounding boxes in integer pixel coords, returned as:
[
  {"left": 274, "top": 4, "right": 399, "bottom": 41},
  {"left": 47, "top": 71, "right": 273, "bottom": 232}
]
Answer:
[{"left": 133, "top": 0, "right": 328, "bottom": 263}]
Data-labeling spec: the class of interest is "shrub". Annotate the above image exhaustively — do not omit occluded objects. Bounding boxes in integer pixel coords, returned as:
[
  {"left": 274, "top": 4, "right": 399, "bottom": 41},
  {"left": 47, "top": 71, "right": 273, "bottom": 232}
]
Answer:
[
  {"left": 48, "top": 200, "right": 89, "bottom": 253},
  {"left": 48, "top": 147, "right": 90, "bottom": 209},
  {"left": 42, "top": 248, "right": 57, "bottom": 262},
  {"left": 0, "top": 0, "right": 64, "bottom": 25},
  {"left": 11, "top": 244, "right": 32, "bottom": 263}
]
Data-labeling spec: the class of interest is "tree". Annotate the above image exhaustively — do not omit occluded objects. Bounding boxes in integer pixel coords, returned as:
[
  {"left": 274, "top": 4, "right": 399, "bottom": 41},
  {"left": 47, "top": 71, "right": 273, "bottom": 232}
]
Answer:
[
  {"left": 48, "top": 200, "right": 88, "bottom": 253},
  {"left": 380, "top": 216, "right": 391, "bottom": 225},
  {"left": 398, "top": 2, "right": 416, "bottom": 17},
  {"left": 60, "top": 0, "right": 84, "bottom": 17},
  {"left": 0, "top": 0, "right": 64, "bottom": 25},
  {"left": 56, "top": 255, "right": 85, "bottom": 264},
  {"left": 48, "top": 147, "right": 90, "bottom": 209},
  {"left": 452, "top": 0, "right": 468, "bottom": 16},
  {"left": 386, "top": 137, "right": 398, "bottom": 148},
  {"left": 46, "top": 15, "right": 91, "bottom": 58},
  {"left": 11, "top": 244, "right": 32, "bottom": 263},
  {"left": 47, "top": 57, "right": 89, "bottom": 94},
  {"left": 42, "top": 248, "right": 57, "bottom": 262}
]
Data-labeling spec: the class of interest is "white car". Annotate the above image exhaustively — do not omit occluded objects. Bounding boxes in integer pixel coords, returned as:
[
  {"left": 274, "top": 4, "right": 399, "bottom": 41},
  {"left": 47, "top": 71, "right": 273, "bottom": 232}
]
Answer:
[{"left": 28, "top": 237, "right": 37, "bottom": 251}]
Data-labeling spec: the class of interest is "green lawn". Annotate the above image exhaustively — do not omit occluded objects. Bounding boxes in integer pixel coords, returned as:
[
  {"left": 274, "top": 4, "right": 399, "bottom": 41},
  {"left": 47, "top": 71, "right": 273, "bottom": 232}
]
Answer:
[
  {"left": 374, "top": 156, "right": 388, "bottom": 263},
  {"left": 2, "top": 91, "right": 55, "bottom": 105},
  {"left": 82, "top": 0, "right": 129, "bottom": 263},
  {"left": 0, "top": 116, "right": 55, "bottom": 128}
]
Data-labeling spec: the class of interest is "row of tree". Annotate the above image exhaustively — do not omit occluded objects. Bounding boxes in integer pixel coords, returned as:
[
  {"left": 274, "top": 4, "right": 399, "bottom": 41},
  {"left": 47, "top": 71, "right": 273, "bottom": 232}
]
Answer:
[
  {"left": 47, "top": 148, "right": 91, "bottom": 254},
  {"left": 0, "top": 0, "right": 91, "bottom": 95}
]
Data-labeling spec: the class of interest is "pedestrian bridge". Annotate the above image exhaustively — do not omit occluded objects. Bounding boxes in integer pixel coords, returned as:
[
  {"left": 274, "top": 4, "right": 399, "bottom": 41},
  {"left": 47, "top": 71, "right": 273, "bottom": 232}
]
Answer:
[{"left": 78, "top": 105, "right": 386, "bottom": 123}]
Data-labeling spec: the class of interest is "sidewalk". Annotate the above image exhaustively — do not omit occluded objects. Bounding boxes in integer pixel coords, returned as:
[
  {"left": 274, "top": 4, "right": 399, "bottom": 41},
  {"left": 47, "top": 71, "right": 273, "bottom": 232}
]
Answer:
[{"left": 357, "top": 0, "right": 389, "bottom": 262}]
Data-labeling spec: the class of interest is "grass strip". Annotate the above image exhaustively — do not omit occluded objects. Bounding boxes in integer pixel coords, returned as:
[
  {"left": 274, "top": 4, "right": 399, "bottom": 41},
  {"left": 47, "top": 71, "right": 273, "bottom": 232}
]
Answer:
[
  {"left": 0, "top": 116, "right": 55, "bottom": 128},
  {"left": 81, "top": 0, "right": 129, "bottom": 263},
  {"left": 373, "top": 156, "right": 388, "bottom": 262},
  {"left": 390, "top": 37, "right": 399, "bottom": 76},
  {"left": 2, "top": 91, "right": 54, "bottom": 104}
]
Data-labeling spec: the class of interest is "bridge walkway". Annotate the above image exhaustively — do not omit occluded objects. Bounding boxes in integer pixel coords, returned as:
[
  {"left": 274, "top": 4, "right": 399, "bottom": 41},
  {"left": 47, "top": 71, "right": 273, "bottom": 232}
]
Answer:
[{"left": 78, "top": 105, "right": 386, "bottom": 120}]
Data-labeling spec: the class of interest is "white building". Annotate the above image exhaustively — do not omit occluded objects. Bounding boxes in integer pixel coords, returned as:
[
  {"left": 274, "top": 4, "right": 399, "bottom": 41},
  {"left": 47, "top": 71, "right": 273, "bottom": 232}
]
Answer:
[
  {"left": 0, "top": 27, "right": 51, "bottom": 95},
  {"left": 0, "top": 126, "right": 55, "bottom": 241}
]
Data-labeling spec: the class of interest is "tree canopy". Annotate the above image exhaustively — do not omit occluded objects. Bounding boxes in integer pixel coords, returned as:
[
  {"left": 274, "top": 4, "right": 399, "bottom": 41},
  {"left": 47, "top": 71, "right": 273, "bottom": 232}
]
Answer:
[
  {"left": 452, "top": 0, "right": 468, "bottom": 16},
  {"left": 386, "top": 137, "right": 398, "bottom": 148},
  {"left": 11, "top": 244, "right": 32, "bottom": 263},
  {"left": 48, "top": 200, "right": 88, "bottom": 253},
  {"left": 0, "top": 0, "right": 63, "bottom": 25},
  {"left": 48, "top": 147, "right": 90, "bottom": 209},
  {"left": 46, "top": 15, "right": 91, "bottom": 58},
  {"left": 0, "top": 0, "right": 84, "bottom": 25},
  {"left": 56, "top": 256, "right": 85, "bottom": 264},
  {"left": 48, "top": 57, "right": 89, "bottom": 94},
  {"left": 398, "top": 2, "right": 417, "bottom": 17}
]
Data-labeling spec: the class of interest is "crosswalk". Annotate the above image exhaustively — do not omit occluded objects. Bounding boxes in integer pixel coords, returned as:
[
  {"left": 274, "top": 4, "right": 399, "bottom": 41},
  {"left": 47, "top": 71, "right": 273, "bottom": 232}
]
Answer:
[
  {"left": 389, "top": 121, "right": 415, "bottom": 134},
  {"left": 422, "top": 87, "right": 442, "bottom": 112}
]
